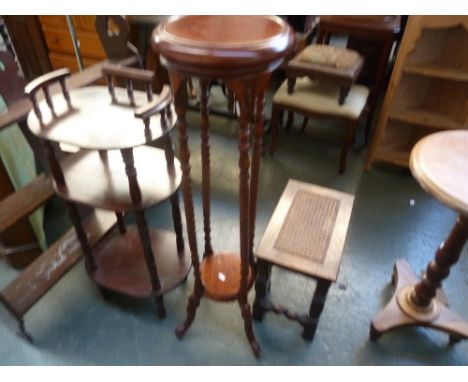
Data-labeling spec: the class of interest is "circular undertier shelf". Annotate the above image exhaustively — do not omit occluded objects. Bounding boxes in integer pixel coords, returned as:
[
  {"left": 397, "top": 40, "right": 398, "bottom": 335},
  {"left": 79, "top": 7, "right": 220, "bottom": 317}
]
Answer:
[
  {"left": 53, "top": 145, "right": 182, "bottom": 212},
  {"left": 28, "top": 86, "right": 175, "bottom": 150},
  {"left": 89, "top": 226, "right": 191, "bottom": 298},
  {"left": 199, "top": 252, "right": 253, "bottom": 301}
]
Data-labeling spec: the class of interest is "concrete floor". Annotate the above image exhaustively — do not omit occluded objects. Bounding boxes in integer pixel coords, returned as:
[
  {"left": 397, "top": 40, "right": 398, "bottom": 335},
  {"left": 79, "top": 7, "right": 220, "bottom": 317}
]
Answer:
[{"left": 1, "top": 84, "right": 468, "bottom": 365}]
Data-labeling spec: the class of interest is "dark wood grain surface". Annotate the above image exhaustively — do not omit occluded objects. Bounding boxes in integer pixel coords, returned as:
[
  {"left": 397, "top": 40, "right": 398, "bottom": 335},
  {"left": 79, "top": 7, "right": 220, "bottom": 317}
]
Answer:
[
  {"left": 152, "top": 15, "right": 295, "bottom": 77},
  {"left": 89, "top": 226, "right": 191, "bottom": 298},
  {"left": 53, "top": 146, "right": 182, "bottom": 212},
  {"left": 199, "top": 252, "right": 253, "bottom": 301}
]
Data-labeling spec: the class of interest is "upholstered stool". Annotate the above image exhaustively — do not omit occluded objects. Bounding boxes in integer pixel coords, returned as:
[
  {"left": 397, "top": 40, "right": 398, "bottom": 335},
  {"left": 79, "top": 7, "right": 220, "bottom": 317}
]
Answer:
[
  {"left": 269, "top": 76, "right": 369, "bottom": 173},
  {"left": 289, "top": 44, "right": 364, "bottom": 105},
  {"left": 253, "top": 179, "right": 354, "bottom": 340}
]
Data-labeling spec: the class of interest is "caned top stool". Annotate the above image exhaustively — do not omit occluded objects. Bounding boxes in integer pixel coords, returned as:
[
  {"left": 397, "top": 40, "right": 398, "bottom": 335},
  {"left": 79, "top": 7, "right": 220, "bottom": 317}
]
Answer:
[
  {"left": 152, "top": 15, "right": 295, "bottom": 358},
  {"left": 253, "top": 179, "right": 354, "bottom": 341},
  {"left": 371, "top": 130, "right": 468, "bottom": 343}
]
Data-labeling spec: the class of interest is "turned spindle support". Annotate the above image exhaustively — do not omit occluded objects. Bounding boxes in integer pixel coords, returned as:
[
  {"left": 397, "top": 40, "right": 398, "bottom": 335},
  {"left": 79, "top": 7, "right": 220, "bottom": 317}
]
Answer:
[{"left": 371, "top": 131, "right": 468, "bottom": 343}]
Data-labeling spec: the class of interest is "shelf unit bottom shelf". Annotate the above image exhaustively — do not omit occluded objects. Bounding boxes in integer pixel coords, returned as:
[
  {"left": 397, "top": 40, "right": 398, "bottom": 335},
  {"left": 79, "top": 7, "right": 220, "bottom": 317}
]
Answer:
[
  {"left": 200, "top": 252, "right": 253, "bottom": 302},
  {"left": 89, "top": 225, "right": 191, "bottom": 298},
  {"left": 375, "top": 148, "right": 411, "bottom": 168}
]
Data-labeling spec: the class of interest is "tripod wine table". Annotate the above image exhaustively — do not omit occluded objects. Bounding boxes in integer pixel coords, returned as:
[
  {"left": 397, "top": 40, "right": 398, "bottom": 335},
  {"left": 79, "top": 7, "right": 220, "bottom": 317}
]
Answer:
[
  {"left": 152, "top": 15, "right": 295, "bottom": 358},
  {"left": 371, "top": 130, "right": 468, "bottom": 342}
]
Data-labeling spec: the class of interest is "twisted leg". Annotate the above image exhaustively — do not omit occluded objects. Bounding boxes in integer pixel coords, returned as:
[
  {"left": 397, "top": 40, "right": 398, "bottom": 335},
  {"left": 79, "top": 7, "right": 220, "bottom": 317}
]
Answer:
[
  {"left": 169, "top": 72, "right": 204, "bottom": 338},
  {"left": 253, "top": 259, "right": 272, "bottom": 321}
]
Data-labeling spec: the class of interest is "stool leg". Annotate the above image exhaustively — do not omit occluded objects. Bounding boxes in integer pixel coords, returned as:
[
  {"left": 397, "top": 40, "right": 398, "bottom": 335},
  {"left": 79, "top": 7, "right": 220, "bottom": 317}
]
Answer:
[
  {"left": 285, "top": 110, "right": 294, "bottom": 132},
  {"left": 303, "top": 279, "right": 331, "bottom": 340},
  {"left": 269, "top": 103, "right": 280, "bottom": 156},
  {"left": 253, "top": 259, "right": 272, "bottom": 321},
  {"left": 278, "top": 109, "right": 284, "bottom": 129},
  {"left": 339, "top": 119, "right": 358, "bottom": 174},
  {"left": 300, "top": 117, "right": 309, "bottom": 133}
]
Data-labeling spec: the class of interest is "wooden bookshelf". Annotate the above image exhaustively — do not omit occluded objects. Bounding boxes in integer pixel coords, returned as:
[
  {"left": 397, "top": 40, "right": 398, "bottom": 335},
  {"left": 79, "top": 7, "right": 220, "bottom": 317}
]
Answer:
[{"left": 367, "top": 16, "right": 468, "bottom": 169}]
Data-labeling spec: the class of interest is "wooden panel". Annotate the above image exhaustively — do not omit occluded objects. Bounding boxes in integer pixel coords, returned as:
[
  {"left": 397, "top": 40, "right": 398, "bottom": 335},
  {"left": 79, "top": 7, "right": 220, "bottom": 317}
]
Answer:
[
  {"left": 389, "top": 109, "right": 463, "bottom": 130},
  {"left": 0, "top": 163, "right": 42, "bottom": 267},
  {"left": 48, "top": 52, "right": 99, "bottom": 72},
  {"left": 404, "top": 63, "right": 468, "bottom": 82},
  {"left": 1, "top": 209, "right": 116, "bottom": 316},
  {"left": 3, "top": 16, "right": 52, "bottom": 81},
  {"left": 42, "top": 24, "right": 106, "bottom": 60},
  {"left": 38, "top": 15, "right": 68, "bottom": 28},
  {"left": 72, "top": 16, "right": 98, "bottom": 32},
  {"left": 0, "top": 174, "right": 53, "bottom": 233}
]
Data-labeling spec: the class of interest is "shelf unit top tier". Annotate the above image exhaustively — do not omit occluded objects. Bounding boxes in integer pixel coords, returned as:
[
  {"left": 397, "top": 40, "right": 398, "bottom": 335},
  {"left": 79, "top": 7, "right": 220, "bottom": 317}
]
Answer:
[
  {"left": 410, "top": 130, "right": 468, "bottom": 216},
  {"left": 27, "top": 86, "right": 175, "bottom": 150},
  {"left": 405, "top": 24, "right": 468, "bottom": 81},
  {"left": 54, "top": 146, "right": 182, "bottom": 212}
]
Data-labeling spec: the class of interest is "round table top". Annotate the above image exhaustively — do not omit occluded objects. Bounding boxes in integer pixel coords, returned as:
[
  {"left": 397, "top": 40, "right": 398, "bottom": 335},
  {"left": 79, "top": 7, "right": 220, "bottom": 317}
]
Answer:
[
  {"left": 152, "top": 15, "right": 295, "bottom": 77},
  {"left": 410, "top": 130, "right": 468, "bottom": 216},
  {"left": 27, "top": 86, "right": 174, "bottom": 150}
]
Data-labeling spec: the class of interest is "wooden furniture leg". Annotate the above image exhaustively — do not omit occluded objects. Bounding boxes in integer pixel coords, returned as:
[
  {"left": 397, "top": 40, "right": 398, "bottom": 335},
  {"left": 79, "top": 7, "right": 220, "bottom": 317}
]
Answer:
[
  {"left": 300, "top": 117, "right": 309, "bottom": 133},
  {"left": 121, "top": 148, "right": 165, "bottom": 318},
  {"left": 371, "top": 215, "right": 468, "bottom": 341},
  {"left": 199, "top": 78, "right": 213, "bottom": 258},
  {"left": 171, "top": 73, "right": 204, "bottom": 338},
  {"left": 228, "top": 76, "right": 262, "bottom": 358},
  {"left": 339, "top": 119, "right": 358, "bottom": 174},
  {"left": 285, "top": 110, "right": 294, "bottom": 132},
  {"left": 303, "top": 279, "right": 331, "bottom": 340},
  {"left": 65, "top": 202, "right": 97, "bottom": 271},
  {"left": 252, "top": 259, "right": 272, "bottom": 321}
]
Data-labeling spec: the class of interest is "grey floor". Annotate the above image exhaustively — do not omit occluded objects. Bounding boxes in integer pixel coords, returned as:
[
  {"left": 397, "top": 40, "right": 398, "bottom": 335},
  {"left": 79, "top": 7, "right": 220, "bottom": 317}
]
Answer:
[{"left": 1, "top": 84, "right": 468, "bottom": 366}]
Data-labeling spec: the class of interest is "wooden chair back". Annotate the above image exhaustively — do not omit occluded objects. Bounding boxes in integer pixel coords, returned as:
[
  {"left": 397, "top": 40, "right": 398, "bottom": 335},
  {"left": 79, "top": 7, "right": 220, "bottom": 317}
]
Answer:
[
  {"left": 95, "top": 16, "right": 142, "bottom": 67},
  {"left": 0, "top": 51, "right": 25, "bottom": 106}
]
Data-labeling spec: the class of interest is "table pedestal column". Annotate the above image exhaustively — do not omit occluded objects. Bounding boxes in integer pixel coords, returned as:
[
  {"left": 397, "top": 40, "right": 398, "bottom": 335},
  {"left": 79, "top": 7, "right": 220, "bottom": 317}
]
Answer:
[{"left": 371, "top": 214, "right": 468, "bottom": 342}]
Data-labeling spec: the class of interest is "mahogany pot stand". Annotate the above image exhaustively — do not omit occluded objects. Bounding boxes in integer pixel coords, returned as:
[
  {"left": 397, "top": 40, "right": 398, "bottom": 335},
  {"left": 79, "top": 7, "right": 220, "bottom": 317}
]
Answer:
[{"left": 152, "top": 16, "right": 295, "bottom": 358}]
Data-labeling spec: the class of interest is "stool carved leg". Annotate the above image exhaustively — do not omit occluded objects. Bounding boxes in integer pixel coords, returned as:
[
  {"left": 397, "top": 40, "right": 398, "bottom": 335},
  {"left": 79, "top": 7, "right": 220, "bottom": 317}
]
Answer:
[
  {"left": 303, "top": 279, "right": 331, "bottom": 340},
  {"left": 371, "top": 215, "right": 468, "bottom": 342},
  {"left": 339, "top": 119, "right": 357, "bottom": 174},
  {"left": 253, "top": 259, "right": 272, "bottom": 321},
  {"left": 285, "top": 110, "right": 294, "bottom": 132},
  {"left": 170, "top": 73, "right": 205, "bottom": 338},
  {"left": 300, "top": 117, "right": 309, "bottom": 133}
]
